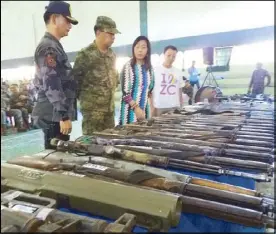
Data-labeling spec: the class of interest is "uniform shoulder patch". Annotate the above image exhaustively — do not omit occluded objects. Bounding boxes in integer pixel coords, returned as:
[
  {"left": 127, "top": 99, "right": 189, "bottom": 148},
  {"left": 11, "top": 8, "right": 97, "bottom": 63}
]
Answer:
[{"left": 45, "top": 54, "right": 57, "bottom": 68}]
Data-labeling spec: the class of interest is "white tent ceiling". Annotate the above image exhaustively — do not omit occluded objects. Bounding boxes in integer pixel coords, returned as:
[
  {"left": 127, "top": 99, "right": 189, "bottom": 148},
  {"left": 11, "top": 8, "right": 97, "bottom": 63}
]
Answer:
[{"left": 1, "top": 1, "right": 274, "bottom": 61}]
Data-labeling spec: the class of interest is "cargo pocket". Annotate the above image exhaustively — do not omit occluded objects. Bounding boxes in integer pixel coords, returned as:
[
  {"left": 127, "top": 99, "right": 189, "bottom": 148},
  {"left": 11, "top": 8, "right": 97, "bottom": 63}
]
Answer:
[{"left": 80, "top": 95, "right": 110, "bottom": 112}]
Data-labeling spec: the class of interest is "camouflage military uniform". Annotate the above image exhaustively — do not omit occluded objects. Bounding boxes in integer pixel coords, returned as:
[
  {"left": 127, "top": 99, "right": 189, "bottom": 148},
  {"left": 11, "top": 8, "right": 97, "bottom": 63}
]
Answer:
[
  {"left": 10, "top": 91, "right": 33, "bottom": 125},
  {"left": 20, "top": 82, "right": 37, "bottom": 108},
  {"left": 72, "top": 16, "right": 120, "bottom": 135},
  {"left": 249, "top": 68, "right": 271, "bottom": 96},
  {"left": 1, "top": 87, "right": 24, "bottom": 129},
  {"left": 32, "top": 32, "right": 77, "bottom": 148}
]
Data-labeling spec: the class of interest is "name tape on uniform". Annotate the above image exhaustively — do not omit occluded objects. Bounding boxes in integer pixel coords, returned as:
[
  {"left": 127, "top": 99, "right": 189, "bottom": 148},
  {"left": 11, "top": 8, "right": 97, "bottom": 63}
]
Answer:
[{"left": 83, "top": 163, "right": 108, "bottom": 171}]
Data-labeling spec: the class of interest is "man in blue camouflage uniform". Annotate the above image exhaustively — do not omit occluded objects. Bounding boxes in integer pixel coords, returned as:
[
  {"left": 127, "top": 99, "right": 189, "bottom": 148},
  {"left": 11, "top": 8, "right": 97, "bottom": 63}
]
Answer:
[
  {"left": 32, "top": 1, "right": 78, "bottom": 149},
  {"left": 248, "top": 62, "right": 271, "bottom": 97}
]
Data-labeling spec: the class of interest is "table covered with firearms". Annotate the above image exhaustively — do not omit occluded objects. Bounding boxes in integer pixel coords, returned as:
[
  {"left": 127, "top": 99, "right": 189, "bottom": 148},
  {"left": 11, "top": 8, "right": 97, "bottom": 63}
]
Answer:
[{"left": 1, "top": 98, "right": 275, "bottom": 233}]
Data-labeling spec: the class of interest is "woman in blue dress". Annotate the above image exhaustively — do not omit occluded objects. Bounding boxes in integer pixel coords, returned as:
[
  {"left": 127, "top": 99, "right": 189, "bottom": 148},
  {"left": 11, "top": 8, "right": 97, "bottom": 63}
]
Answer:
[{"left": 119, "top": 36, "right": 155, "bottom": 125}]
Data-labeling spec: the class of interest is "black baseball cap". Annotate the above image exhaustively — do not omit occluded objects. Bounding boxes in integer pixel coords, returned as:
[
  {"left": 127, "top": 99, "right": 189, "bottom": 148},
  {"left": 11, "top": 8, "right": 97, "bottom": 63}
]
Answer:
[{"left": 44, "top": 1, "right": 78, "bottom": 25}]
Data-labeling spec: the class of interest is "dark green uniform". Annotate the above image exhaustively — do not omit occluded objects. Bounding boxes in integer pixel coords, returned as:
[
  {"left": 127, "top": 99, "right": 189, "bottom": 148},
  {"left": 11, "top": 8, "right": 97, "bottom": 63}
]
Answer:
[
  {"left": 72, "top": 16, "right": 120, "bottom": 135},
  {"left": 1, "top": 87, "right": 24, "bottom": 129}
]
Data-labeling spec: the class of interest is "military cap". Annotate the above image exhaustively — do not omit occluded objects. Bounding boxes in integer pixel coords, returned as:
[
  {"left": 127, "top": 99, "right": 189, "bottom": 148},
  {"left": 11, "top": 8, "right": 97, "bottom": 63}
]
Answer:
[
  {"left": 95, "top": 16, "right": 121, "bottom": 34},
  {"left": 45, "top": 1, "right": 78, "bottom": 25}
]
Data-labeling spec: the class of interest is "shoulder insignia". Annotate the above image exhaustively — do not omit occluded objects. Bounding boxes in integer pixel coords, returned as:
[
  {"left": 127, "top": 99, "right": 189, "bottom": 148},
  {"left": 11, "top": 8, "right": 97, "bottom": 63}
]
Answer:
[{"left": 45, "top": 54, "right": 57, "bottom": 68}]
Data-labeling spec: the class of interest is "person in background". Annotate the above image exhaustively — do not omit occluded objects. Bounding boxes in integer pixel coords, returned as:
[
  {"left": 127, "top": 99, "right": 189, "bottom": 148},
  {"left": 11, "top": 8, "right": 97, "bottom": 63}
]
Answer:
[
  {"left": 9, "top": 84, "right": 32, "bottom": 128},
  {"left": 20, "top": 82, "right": 35, "bottom": 113},
  {"left": 32, "top": 1, "right": 78, "bottom": 149},
  {"left": 20, "top": 82, "right": 36, "bottom": 128},
  {"left": 28, "top": 80, "right": 38, "bottom": 102},
  {"left": 188, "top": 61, "right": 201, "bottom": 90},
  {"left": 1, "top": 83, "right": 27, "bottom": 134},
  {"left": 248, "top": 62, "right": 271, "bottom": 97},
  {"left": 73, "top": 16, "right": 120, "bottom": 135},
  {"left": 119, "top": 36, "right": 155, "bottom": 125},
  {"left": 152, "top": 45, "right": 184, "bottom": 116},
  {"left": 182, "top": 77, "right": 194, "bottom": 105}
]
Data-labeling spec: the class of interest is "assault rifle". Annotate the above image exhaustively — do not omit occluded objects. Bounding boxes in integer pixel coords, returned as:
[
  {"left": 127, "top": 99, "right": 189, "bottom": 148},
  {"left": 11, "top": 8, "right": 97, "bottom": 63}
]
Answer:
[{"left": 50, "top": 138, "right": 271, "bottom": 182}]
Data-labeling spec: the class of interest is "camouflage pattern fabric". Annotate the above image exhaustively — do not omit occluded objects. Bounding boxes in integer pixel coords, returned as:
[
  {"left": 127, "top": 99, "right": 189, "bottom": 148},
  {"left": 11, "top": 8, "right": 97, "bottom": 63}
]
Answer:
[
  {"left": 20, "top": 83, "right": 37, "bottom": 106},
  {"left": 10, "top": 92, "right": 33, "bottom": 111},
  {"left": 1, "top": 89, "right": 24, "bottom": 128},
  {"left": 1, "top": 86, "right": 11, "bottom": 110},
  {"left": 82, "top": 111, "right": 115, "bottom": 135},
  {"left": 73, "top": 41, "right": 118, "bottom": 135},
  {"left": 95, "top": 16, "right": 121, "bottom": 34},
  {"left": 32, "top": 32, "right": 77, "bottom": 123}
]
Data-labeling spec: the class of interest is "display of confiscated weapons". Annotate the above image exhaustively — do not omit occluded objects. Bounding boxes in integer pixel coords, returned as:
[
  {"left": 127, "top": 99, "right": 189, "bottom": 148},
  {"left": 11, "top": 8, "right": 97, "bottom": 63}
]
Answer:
[
  {"left": 1, "top": 163, "right": 182, "bottom": 232},
  {"left": 105, "top": 122, "right": 274, "bottom": 164},
  {"left": 94, "top": 129, "right": 274, "bottom": 164},
  {"left": 107, "top": 123, "right": 274, "bottom": 147},
  {"left": 49, "top": 138, "right": 271, "bottom": 182},
  {"left": 99, "top": 127, "right": 274, "bottom": 151},
  {"left": 32, "top": 149, "right": 273, "bottom": 199},
  {"left": 78, "top": 134, "right": 274, "bottom": 168},
  {"left": 117, "top": 127, "right": 274, "bottom": 158},
  {"left": 114, "top": 145, "right": 273, "bottom": 174},
  {"left": 5, "top": 155, "right": 275, "bottom": 229},
  {"left": 141, "top": 117, "right": 275, "bottom": 141},
  {"left": 180, "top": 101, "right": 274, "bottom": 113},
  {"left": 1, "top": 190, "right": 137, "bottom": 233}
]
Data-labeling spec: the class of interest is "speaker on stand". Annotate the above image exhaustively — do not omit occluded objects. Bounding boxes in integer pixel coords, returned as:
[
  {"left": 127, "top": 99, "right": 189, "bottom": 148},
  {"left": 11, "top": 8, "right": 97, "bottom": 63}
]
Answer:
[
  {"left": 194, "top": 47, "right": 222, "bottom": 103},
  {"left": 201, "top": 47, "right": 219, "bottom": 87}
]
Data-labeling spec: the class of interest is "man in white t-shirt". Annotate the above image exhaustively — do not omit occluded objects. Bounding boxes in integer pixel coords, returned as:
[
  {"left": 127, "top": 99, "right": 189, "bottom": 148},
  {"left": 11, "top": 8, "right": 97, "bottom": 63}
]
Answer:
[{"left": 152, "top": 45, "right": 184, "bottom": 116}]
